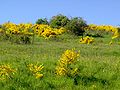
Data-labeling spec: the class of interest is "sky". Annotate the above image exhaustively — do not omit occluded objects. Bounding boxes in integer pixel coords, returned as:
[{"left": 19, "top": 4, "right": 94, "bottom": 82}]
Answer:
[{"left": 0, "top": 0, "right": 120, "bottom": 26}]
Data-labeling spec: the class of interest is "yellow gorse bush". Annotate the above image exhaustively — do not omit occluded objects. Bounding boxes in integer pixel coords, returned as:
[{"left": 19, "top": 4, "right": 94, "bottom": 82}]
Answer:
[
  {"left": 0, "top": 22, "right": 66, "bottom": 44},
  {"left": 2, "top": 22, "right": 33, "bottom": 35},
  {"left": 84, "top": 24, "right": 118, "bottom": 32},
  {"left": 1, "top": 23, "right": 65, "bottom": 39},
  {"left": 0, "top": 64, "right": 16, "bottom": 80},
  {"left": 80, "top": 36, "right": 94, "bottom": 44},
  {"left": 33, "top": 24, "right": 65, "bottom": 39},
  {"left": 112, "top": 28, "right": 120, "bottom": 39},
  {"left": 59, "top": 49, "right": 80, "bottom": 65},
  {"left": 1, "top": 22, "right": 120, "bottom": 40},
  {"left": 84, "top": 24, "right": 120, "bottom": 44},
  {"left": 3, "top": 22, "right": 20, "bottom": 34},
  {"left": 84, "top": 24, "right": 120, "bottom": 39},
  {"left": 27, "top": 64, "right": 44, "bottom": 79},
  {"left": 56, "top": 49, "right": 80, "bottom": 76}
]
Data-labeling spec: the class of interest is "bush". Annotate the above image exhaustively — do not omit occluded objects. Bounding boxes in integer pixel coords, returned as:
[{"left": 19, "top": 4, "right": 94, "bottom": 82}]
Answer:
[
  {"left": 36, "top": 18, "right": 49, "bottom": 25},
  {"left": 49, "top": 14, "right": 70, "bottom": 28},
  {"left": 65, "top": 17, "right": 87, "bottom": 36}
]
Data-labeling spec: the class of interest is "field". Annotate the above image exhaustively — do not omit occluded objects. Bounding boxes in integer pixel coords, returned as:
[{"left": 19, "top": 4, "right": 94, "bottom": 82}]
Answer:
[{"left": 0, "top": 32, "right": 120, "bottom": 90}]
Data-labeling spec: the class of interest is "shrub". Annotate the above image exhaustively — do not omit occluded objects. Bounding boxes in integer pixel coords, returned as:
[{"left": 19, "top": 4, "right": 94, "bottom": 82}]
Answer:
[
  {"left": 65, "top": 17, "right": 87, "bottom": 36},
  {"left": 0, "top": 22, "right": 34, "bottom": 44},
  {"left": 56, "top": 49, "right": 80, "bottom": 77},
  {"left": 36, "top": 18, "right": 49, "bottom": 25},
  {"left": 49, "top": 14, "right": 70, "bottom": 28},
  {"left": 80, "top": 36, "right": 94, "bottom": 44}
]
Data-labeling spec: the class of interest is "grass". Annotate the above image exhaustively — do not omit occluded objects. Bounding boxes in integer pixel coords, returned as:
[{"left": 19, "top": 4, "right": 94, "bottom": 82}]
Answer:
[{"left": 0, "top": 33, "right": 120, "bottom": 90}]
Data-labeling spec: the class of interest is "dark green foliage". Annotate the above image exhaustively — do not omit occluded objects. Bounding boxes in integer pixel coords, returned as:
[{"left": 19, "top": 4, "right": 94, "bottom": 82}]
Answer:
[
  {"left": 65, "top": 17, "right": 87, "bottom": 36},
  {"left": 0, "top": 25, "right": 2, "bottom": 28},
  {"left": 49, "top": 14, "right": 70, "bottom": 28},
  {"left": 36, "top": 18, "right": 49, "bottom": 25},
  {"left": 0, "top": 34, "right": 32, "bottom": 44}
]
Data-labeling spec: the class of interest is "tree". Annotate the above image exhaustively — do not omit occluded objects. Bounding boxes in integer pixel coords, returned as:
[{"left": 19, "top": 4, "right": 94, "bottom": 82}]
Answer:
[
  {"left": 36, "top": 18, "right": 49, "bottom": 25},
  {"left": 49, "top": 14, "right": 70, "bottom": 28},
  {"left": 65, "top": 17, "right": 87, "bottom": 36}
]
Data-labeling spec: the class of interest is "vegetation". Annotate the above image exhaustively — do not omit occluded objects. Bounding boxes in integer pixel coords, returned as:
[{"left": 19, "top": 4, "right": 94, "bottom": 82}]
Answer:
[
  {"left": 65, "top": 17, "right": 87, "bottom": 36},
  {"left": 0, "top": 14, "right": 120, "bottom": 90},
  {"left": 49, "top": 14, "right": 87, "bottom": 36},
  {"left": 36, "top": 18, "right": 49, "bottom": 25},
  {"left": 49, "top": 14, "right": 70, "bottom": 28}
]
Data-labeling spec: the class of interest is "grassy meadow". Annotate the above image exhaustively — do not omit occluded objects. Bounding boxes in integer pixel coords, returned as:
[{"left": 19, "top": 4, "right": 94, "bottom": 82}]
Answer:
[{"left": 0, "top": 33, "right": 120, "bottom": 90}]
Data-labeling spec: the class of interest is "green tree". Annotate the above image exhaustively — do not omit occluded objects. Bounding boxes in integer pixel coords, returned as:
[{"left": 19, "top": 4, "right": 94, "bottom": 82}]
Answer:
[
  {"left": 49, "top": 14, "right": 70, "bottom": 28},
  {"left": 65, "top": 17, "right": 87, "bottom": 36},
  {"left": 36, "top": 18, "right": 49, "bottom": 25}
]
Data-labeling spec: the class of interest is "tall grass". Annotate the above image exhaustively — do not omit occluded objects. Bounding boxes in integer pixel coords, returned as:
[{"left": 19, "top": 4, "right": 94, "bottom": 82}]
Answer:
[{"left": 0, "top": 33, "right": 120, "bottom": 90}]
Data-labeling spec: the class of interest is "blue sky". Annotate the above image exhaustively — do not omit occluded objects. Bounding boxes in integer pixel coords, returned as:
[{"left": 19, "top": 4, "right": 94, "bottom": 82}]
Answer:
[{"left": 0, "top": 0, "right": 120, "bottom": 25}]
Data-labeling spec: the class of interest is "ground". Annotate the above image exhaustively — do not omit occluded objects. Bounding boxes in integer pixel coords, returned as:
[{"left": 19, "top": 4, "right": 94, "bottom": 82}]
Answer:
[{"left": 0, "top": 33, "right": 120, "bottom": 90}]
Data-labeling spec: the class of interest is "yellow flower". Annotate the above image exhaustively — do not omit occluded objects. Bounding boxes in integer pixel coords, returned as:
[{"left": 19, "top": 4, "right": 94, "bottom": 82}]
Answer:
[
  {"left": 27, "top": 63, "right": 44, "bottom": 79},
  {"left": 35, "top": 73, "right": 43, "bottom": 78},
  {"left": 71, "top": 68, "right": 78, "bottom": 76},
  {"left": 56, "top": 49, "right": 80, "bottom": 76},
  {"left": 0, "top": 64, "right": 16, "bottom": 80},
  {"left": 80, "top": 36, "right": 94, "bottom": 44},
  {"left": 56, "top": 66, "right": 67, "bottom": 76}
]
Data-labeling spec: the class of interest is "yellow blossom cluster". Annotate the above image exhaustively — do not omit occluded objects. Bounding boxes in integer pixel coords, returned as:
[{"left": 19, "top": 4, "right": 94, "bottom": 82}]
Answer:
[
  {"left": 0, "top": 64, "right": 16, "bottom": 80},
  {"left": 2, "top": 22, "right": 33, "bottom": 35},
  {"left": 84, "top": 24, "right": 118, "bottom": 32},
  {"left": 112, "top": 28, "right": 120, "bottom": 39},
  {"left": 56, "top": 49, "right": 80, "bottom": 76},
  {"left": 1, "top": 22, "right": 65, "bottom": 39},
  {"left": 27, "top": 64, "right": 44, "bottom": 79},
  {"left": 80, "top": 36, "right": 94, "bottom": 44},
  {"left": 84, "top": 24, "right": 120, "bottom": 39},
  {"left": 32, "top": 24, "right": 65, "bottom": 39}
]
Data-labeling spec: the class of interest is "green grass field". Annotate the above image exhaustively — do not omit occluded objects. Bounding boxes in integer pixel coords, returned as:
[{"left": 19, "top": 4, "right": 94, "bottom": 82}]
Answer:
[{"left": 0, "top": 33, "right": 120, "bottom": 90}]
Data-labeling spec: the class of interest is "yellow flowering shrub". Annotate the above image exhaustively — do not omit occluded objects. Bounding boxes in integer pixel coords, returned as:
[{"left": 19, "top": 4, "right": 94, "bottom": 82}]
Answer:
[
  {"left": 0, "top": 64, "right": 16, "bottom": 80},
  {"left": 2, "top": 22, "right": 20, "bottom": 34},
  {"left": 1, "top": 23, "right": 65, "bottom": 39},
  {"left": 84, "top": 24, "right": 120, "bottom": 39},
  {"left": 2, "top": 22, "right": 33, "bottom": 35},
  {"left": 112, "top": 28, "right": 120, "bottom": 39},
  {"left": 84, "top": 24, "right": 120, "bottom": 44},
  {"left": 33, "top": 24, "right": 65, "bottom": 39},
  {"left": 108, "top": 28, "right": 120, "bottom": 45},
  {"left": 27, "top": 64, "right": 44, "bottom": 79},
  {"left": 59, "top": 49, "right": 80, "bottom": 65},
  {"left": 0, "top": 22, "right": 66, "bottom": 43},
  {"left": 80, "top": 36, "right": 94, "bottom": 44},
  {"left": 56, "top": 49, "right": 80, "bottom": 76},
  {"left": 1, "top": 23, "right": 34, "bottom": 44},
  {"left": 56, "top": 66, "right": 67, "bottom": 76},
  {"left": 84, "top": 24, "right": 118, "bottom": 33}
]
